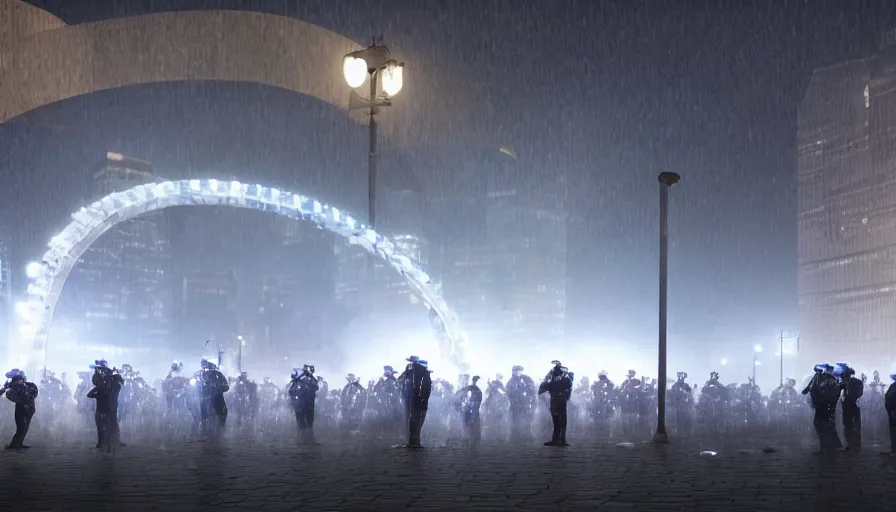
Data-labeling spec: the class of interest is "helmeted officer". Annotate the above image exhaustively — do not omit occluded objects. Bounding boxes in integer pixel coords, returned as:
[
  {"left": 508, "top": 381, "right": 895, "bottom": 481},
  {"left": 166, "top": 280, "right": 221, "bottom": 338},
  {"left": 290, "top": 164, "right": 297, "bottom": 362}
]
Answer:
[{"left": 538, "top": 360, "right": 573, "bottom": 447}]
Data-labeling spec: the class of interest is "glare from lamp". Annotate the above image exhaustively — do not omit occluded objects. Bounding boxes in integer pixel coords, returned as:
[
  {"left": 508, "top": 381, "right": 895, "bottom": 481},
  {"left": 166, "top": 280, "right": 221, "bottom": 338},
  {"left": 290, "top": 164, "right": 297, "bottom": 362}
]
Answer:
[
  {"left": 382, "top": 62, "right": 404, "bottom": 96},
  {"left": 26, "top": 262, "right": 41, "bottom": 279},
  {"left": 343, "top": 56, "right": 368, "bottom": 88},
  {"left": 753, "top": 344, "right": 763, "bottom": 353}
]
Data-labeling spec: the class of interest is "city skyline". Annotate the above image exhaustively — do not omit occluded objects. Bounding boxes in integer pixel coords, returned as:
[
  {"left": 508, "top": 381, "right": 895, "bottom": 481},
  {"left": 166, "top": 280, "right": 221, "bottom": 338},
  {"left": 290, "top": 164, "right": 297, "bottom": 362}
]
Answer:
[
  {"left": 4, "top": 1, "right": 892, "bottom": 380},
  {"left": 60, "top": 153, "right": 173, "bottom": 355},
  {"left": 16, "top": 147, "right": 574, "bottom": 373},
  {"left": 1, "top": 4, "right": 892, "bottom": 507}
]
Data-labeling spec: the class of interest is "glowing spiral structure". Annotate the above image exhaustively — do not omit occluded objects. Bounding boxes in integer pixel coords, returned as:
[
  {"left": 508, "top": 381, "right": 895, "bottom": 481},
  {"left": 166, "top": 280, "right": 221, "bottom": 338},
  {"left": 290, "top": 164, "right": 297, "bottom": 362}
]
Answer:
[{"left": 18, "top": 179, "right": 469, "bottom": 373}]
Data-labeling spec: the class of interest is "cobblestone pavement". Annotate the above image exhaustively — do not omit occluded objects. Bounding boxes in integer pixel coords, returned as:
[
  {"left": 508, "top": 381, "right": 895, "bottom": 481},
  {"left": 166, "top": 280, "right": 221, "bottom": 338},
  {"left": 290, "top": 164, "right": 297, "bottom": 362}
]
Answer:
[{"left": 2, "top": 433, "right": 896, "bottom": 512}]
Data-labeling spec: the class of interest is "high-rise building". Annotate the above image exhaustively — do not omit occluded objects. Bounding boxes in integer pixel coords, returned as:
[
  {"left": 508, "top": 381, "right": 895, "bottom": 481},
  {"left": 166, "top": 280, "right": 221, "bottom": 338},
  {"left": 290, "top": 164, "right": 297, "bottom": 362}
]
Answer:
[
  {"left": 432, "top": 147, "right": 568, "bottom": 351},
  {"left": 180, "top": 268, "right": 238, "bottom": 352},
  {"left": 62, "top": 153, "right": 173, "bottom": 354},
  {"left": 797, "top": 28, "right": 896, "bottom": 369},
  {"left": 375, "top": 189, "right": 430, "bottom": 306},
  {"left": 333, "top": 238, "right": 367, "bottom": 313},
  {"left": 0, "top": 236, "right": 11, "bottom": 355},
  {"left": 334, "top": 188, "right": 430, "bottom": 320},
  {"left": 254, "top": 217, "right": 334, "bottom": 358},
  {"left": 483, "top": 185, "right": 567, "bottom": 345}
]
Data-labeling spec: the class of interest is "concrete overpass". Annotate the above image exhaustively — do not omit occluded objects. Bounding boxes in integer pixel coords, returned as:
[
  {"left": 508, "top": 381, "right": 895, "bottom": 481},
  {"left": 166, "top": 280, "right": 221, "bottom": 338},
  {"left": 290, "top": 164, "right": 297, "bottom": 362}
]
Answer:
[{"left": 0, "top": 0, "right": 477, "bottom": 149}]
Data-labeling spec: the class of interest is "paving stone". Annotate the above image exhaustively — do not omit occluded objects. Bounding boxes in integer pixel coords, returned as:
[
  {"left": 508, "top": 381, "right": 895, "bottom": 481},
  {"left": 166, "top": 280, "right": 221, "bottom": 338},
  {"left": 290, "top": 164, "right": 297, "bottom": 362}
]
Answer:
[{"left": 0, "top": 438, "right": 895, "bottom": 510}]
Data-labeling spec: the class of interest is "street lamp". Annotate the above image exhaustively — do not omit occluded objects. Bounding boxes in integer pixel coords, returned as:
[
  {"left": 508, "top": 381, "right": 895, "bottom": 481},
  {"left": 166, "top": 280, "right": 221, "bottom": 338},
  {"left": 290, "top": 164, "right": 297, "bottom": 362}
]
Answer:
[
  {"left": 752, "top": 344, "right": 763, "bottom": 385},
  {"left": 654, "top": 171, "right": 680, "bottom": 444},
  {"left": 343, "top": 38, "right": 405, "bottom": 230},
  {"left": 776, "top": 331, "right": 799, "bottom": 386},
  {"left": 237, "top": 335, "right": 244, "bottom": 374}
]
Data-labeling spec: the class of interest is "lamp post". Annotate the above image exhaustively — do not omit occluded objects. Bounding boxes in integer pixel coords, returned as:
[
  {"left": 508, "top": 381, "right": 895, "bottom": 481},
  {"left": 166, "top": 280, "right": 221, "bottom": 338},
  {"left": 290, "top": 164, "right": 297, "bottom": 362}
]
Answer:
[
  {"left": 778, "top": 331, "right": 783, "bottom": 387},
  {"left": 776, "top": 331, "right": 799, "bottom": 386},
  {"left": 753, "top": 344, "right": 763, "bottom": 386},
  {"left": 654, "top": 171, "right": 680, "bottom": 444},
  {"left": 343, "top": 38, "right": 405, "bottom": 230},
  {"left": 237, "top": 335, "right": 244, "bottom": 374}
]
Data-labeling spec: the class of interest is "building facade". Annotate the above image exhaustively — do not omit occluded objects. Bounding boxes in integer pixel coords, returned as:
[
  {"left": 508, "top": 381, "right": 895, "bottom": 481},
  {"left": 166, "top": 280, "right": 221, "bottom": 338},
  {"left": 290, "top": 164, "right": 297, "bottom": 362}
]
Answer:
[
  {"left": 254, "top": 217, "right": 334, "bottom": 359},
  {"left": 797, "top": 34, "right": 896, "bottom": 370},
  {"left": 483, "top": 185, "right": 568, "bottom": 345},
  {"left": 179, "top": 268, "right": 238, "bottom": 353},
  {"left": 431, "top": 147, "right": 568, "bottom": 355},
  {"left": 334, "top": 188, "right": 430, "bottom": 321},
  {"left": 0, "top": 237, "right": 10, "bottom": 356},
  {"left": 63, "top": 153, "right": 173, "bottom": 354}
]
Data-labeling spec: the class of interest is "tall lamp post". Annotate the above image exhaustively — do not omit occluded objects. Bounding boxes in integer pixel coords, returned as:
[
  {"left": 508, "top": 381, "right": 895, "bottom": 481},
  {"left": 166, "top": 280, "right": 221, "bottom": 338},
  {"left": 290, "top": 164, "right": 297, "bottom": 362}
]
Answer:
[
  {"left": 237, "top": 335, "right": 244, "bottom": 374},
  {"left": 217, "top": 344, "right": 225, "bottom": 370},
  {"left": 654, "top": 171, "right": 680, "bottom": 444},
  {"left": 343, "top": 38, "right": 405, "bottom": 230},
  {"left": 753, "top": 344, "right": 763, "bottom": 385},
  {"left": 776, "top": 331, "right": 799, "bottom": 386}
]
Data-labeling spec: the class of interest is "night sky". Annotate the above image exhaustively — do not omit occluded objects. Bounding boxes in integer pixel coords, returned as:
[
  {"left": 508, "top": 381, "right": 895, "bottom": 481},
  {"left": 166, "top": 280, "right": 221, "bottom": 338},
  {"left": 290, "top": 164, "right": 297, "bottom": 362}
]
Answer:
[{"left": 3, "top": 1, "right": 890, "bottom": 368}]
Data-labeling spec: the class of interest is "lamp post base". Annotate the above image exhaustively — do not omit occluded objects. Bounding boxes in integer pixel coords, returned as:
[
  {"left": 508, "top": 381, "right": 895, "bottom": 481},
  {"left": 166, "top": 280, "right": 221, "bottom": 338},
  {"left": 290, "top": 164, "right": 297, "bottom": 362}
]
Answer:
[{"left": 652, "top": 431, "right": 670, "bottom": 444}]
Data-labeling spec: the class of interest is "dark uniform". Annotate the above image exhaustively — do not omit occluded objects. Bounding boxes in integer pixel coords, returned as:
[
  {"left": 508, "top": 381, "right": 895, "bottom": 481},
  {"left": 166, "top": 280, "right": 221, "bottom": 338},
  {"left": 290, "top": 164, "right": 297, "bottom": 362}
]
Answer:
[
  {"left": 400, "top": 356, "right": 432, "bottom": 448},
  {"left": 836, "top": 364, "right": 863, "bottom": 451},
  {"left": 87, "top": 360, "right": 124, "bottom": 452},
  {"left": 538, "top": 361, "right": 573, "bottom": 447},
  {"left": 194, "top": 359, "right": 229, "bottom": 438},
  {"left": 885, "top": 375, "right": 896, "bottom": 453},
  {"left": 288, "top": 365, "right": 319, "bottom": 444},
  {"left": 802, "top": 364, "right": 842, "bottom": 453},
  {"left": 2, "top": 369, "right": 38, "bottom": 450},
  {"left": 457, "top": 375, "right": 483, "bottom": 445},
  {"left": 341, "top": 374, "right": 367, "bottom": 431}
]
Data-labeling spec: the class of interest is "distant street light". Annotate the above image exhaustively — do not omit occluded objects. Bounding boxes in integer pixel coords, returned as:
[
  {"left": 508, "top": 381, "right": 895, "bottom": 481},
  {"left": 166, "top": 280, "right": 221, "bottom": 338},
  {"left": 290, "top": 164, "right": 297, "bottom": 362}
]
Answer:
[
  {"left": 752, "top": 344, "right": 763, "bottom": 385},
  {"left": 343, "top": 38, "right": 405, "bottom": 230},
  {"left": 654, "top": 171, "right": 680, "bottom": 444}
]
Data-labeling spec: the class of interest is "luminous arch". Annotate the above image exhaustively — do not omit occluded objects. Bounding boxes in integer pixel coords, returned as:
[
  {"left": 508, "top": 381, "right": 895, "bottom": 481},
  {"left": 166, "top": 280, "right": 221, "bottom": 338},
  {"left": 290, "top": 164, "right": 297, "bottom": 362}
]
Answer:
[{"left": 18, "top": 179, "right": 470, "bottom": 373}]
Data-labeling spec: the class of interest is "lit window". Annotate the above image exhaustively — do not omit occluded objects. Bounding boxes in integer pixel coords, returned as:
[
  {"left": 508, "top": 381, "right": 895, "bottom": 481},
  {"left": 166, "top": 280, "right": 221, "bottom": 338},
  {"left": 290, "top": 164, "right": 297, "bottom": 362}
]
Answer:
[{"left": 864, "top": 84, "right": 870, "bottom": 108}]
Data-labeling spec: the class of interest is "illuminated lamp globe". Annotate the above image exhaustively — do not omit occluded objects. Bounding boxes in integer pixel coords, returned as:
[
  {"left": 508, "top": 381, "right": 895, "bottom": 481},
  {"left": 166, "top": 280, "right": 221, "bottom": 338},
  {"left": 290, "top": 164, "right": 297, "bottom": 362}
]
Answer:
[
  {"left": 382, "top": 61, "right": 404, "bottom": 96},
  {"left": 343, "top": 56, "right": 368, "bottom": 88},
  {"left": 25, "top": 261, "right": 41, "bottom": 279}
]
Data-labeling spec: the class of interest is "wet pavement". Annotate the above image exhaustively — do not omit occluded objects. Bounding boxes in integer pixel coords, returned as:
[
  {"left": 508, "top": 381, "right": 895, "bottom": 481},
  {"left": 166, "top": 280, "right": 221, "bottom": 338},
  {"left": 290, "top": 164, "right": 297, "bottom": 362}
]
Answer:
[{"left": 1, "top": 434, "right": 895, "bottom": 512}]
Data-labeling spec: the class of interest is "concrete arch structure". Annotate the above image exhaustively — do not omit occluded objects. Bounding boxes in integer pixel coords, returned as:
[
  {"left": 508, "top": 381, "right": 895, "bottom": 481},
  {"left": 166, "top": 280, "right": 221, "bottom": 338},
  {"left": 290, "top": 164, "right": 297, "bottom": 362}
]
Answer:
[
  {"left": 0, "top": 2, "right": 360, "bottom": 124},
  {"left": 17, "top": 178, "right": 470, "bottom": 374}
]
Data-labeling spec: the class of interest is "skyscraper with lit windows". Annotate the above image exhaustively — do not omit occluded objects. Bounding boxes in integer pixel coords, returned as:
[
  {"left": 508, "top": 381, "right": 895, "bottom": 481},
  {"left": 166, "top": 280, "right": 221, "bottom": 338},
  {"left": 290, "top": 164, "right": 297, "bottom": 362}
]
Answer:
[
  {"left": 62, "top": 153, "right": 173, "bottom": 354},
  {"left": 432, "top": 146, "right": 568, "bottom": 350},
  {"left": 797, "top": 27, "right": 896, "bottom": 368}
]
